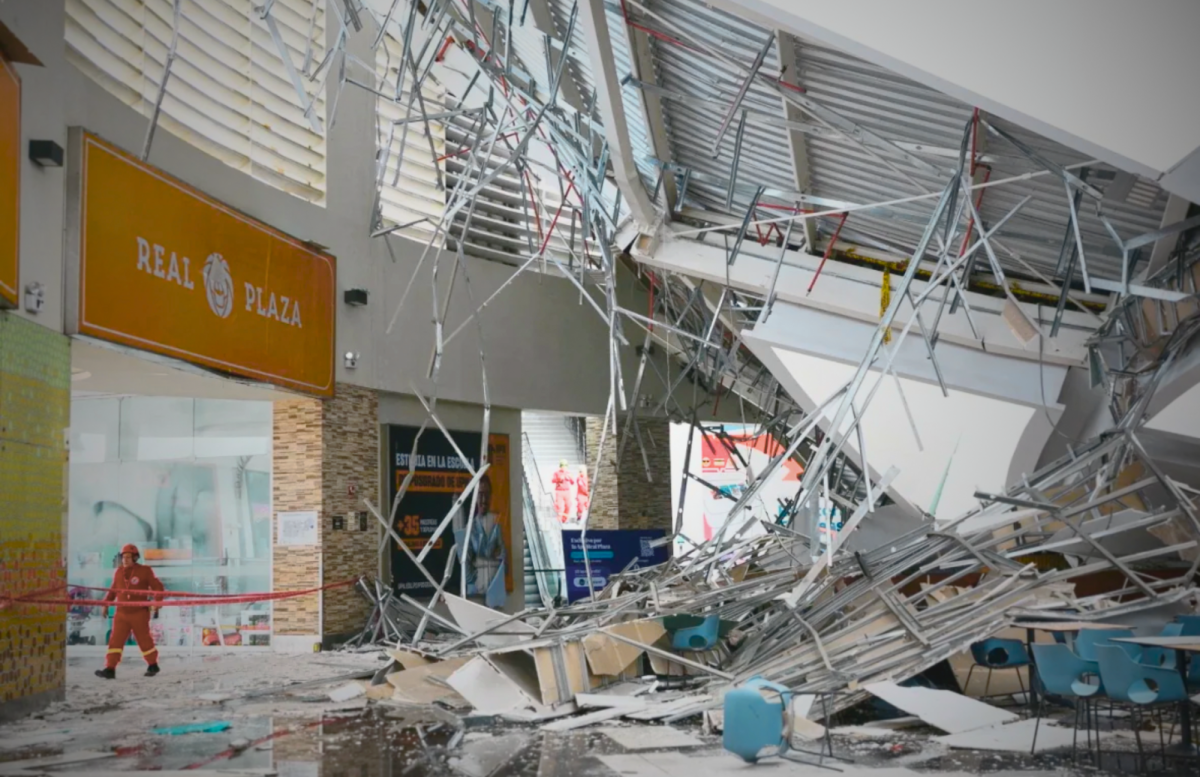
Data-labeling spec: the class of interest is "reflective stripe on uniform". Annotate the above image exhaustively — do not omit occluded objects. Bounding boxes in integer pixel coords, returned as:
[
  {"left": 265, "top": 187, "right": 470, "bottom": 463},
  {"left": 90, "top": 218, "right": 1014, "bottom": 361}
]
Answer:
[
  {"left": 142, "top": 648, "right": 158, "bottom": 656},
  {"left": 107, "top": 648, "right": 124, "bottom": 654}
]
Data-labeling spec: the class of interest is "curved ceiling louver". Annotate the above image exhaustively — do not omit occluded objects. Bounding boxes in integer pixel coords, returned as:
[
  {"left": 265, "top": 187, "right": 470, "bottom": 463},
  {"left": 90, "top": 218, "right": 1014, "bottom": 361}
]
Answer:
[
  {"left": 66, "top": 0, "right": 327, "bottom": 204},
  {"left": 372, "top": 22, "right": 583, "bottom": 266},
  {"left": 441, "top": 106, "right": 588, "bottom": 269},
  {"left": 374, "top": 28, "right": 449, "bottom": 243}
]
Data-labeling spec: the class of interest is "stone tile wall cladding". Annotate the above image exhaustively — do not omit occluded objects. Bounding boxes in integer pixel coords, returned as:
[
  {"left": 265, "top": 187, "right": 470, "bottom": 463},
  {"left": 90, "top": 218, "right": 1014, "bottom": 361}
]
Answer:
[
  {"left": 585, "top": 415, "right": 672, "bottom": 532},
  {"left": 320, "top": 384, "right": 380, "bottom": 637},
  {"left": 272, "top": 398, "right": 323, "bottom": 637},
  {"left": 0, "top": 313, "right": 71, "bottom": 721},
  {"left": 272, "top": 384, "right": 380, "bottom": 640}
]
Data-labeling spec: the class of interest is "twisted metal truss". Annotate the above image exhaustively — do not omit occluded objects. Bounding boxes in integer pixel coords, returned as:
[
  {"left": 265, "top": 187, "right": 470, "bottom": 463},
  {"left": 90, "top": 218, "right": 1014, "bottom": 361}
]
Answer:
[{"left": 142, "top": 0, "right": 1200, "bottom": 683}]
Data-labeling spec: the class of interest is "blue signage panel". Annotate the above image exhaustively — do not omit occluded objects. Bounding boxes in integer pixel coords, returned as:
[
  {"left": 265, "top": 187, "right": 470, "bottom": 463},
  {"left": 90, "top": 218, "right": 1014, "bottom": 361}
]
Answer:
[{"left": 562, "top": 530, "right": 669, "bottom": 602}]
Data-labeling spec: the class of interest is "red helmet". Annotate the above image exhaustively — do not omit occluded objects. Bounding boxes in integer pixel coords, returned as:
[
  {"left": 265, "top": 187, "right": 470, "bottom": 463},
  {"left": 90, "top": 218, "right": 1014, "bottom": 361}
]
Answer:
[{"left": 120, "top": 543, "right": 140, "bottom": 558}]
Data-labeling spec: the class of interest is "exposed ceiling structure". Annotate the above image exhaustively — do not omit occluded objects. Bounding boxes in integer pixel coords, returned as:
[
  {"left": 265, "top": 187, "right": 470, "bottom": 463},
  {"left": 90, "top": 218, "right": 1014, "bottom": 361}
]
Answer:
[{"left": 63, "top": 0, "right": 1200, "bottom": 538}]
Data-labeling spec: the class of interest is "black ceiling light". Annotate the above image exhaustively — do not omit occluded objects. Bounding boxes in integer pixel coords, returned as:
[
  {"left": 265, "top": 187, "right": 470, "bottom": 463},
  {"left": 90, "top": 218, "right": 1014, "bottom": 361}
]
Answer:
[{"left": 29, "top": 139, "right": 64, "bottom": 168}]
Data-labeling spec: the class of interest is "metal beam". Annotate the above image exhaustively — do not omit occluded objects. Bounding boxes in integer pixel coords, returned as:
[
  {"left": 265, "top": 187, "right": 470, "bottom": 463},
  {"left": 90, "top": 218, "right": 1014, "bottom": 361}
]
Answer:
[
  {"left": 524, "top": 0, "right": 589, "bottom": 115},
  {"left": 774, "top": 30, "right": 817, "bottom": 252},
  {"left": 626, "top": 25, "right": 677, "bottom": 213},
  {"left": 577, "top": 0, "right": 657, "bottom": 226},
  {"left": 1143, "top": 195, "right": 1197, "bottom": 280}
]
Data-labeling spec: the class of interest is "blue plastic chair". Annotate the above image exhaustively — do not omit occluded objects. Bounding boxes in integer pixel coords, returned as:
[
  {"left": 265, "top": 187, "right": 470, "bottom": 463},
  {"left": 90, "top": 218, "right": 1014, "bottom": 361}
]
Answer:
[
  {"left": 1141, "top": 623, "right": 1184, "bottom": 669},
  {"left": 1177, "top": 615, "right": 1200, "bottom": 637},
  {"left": 1032, "top": 643, "right": 1104, "bottom": 698},
  {"left": 1097, "top": 644, "right": 1188, "bottom": 763},
  {"left": 1030, "top": 643, "right": 1104, "bottom": 759},
  {"left": 966, "top": 638, "right": 1030, "bottom": 698},
  {"left": 671, "top": 614, "right": 719, "bottom": 651},
  {"left": 723, "top": 677, "right": 792, "bottom": 763},
  {"left": 1074, "top": 629, "right": 1134, "bottom": 662}
]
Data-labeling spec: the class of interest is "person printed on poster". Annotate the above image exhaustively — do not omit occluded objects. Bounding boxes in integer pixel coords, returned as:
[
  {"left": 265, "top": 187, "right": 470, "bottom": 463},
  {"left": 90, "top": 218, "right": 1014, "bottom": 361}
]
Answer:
[{"left": 454, "top": 474, "right": 506, "bottom": 608}]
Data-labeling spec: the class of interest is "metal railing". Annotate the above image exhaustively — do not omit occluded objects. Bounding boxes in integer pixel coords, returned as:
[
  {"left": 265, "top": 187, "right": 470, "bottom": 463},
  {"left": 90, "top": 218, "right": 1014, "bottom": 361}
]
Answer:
[
  {"left": 520, "top": 443, "right": 561, "bottom": 606},
  {"left": 565, "top": 415, "right": 588, "bottom": 463},
  {"left": 520, "top": 436, "right": 562, "bottom": 605}
]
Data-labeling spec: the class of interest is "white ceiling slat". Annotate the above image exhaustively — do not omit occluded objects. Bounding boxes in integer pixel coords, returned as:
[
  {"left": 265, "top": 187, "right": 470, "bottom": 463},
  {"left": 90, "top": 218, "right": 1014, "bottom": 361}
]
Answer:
[
  {"left": 66, "top": 0, "right": 327, "bottom": 204},
  {"left": 374, "top": 31, "right": 447, "bottom": 241}
]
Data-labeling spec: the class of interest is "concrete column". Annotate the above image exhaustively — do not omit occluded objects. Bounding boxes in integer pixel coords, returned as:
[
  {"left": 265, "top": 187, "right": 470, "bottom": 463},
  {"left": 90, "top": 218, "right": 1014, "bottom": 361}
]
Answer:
[
  {"left": 271, "top": 383, "right": 379, "bottom": 650},
  {"left": 0, "top": 312, "right": 71, "bottom": 721},
  {"left": 585, "top": 414, "right": 672, "bottom": 532}
]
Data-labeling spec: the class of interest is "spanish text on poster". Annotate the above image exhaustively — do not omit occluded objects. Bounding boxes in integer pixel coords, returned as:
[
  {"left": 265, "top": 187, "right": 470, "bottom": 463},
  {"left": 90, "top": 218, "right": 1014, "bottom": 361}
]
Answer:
[{"left": 386, "top": 425, "right": 512, "bottom": 597}]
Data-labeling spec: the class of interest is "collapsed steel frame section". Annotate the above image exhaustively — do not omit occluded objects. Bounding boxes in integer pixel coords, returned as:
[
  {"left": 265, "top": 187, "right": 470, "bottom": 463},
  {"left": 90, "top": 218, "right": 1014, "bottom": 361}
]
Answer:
[{"left": 192, "top": 0, "right": 1200, "bottom": 713}]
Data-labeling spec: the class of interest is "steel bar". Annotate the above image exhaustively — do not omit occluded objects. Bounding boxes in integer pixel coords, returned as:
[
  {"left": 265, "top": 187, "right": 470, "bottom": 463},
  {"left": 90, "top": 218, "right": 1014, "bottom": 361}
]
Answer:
[
  {"left": 603, "top": 632, "right": 735, "bottom": 680},
  {"left": 725, "top": 110, "right": 748, "bottom": 210},
  {"left": 416, "top": 464, "right": 491, "bottom": 564},
  {"left": 410, "top": 383, "right": 479, "bottom": 478},
  {"left": 982, "top": 119, "right": 1101, "bottom": 200},
  {"left": 141, "top": 0, "right": 183, "bottom": 161},
  {"left": 806, "top": 212, "right": 848, "bottom": 295},
  {"left": 758, "top": 216, "right": 798, "bottom": 324},
  {"left": 726, "top": 187, "right": 767, "bottom": 266},
  {"left": 667, "top": 159, "right": 1093, "bottom": 239},
  {"left": 787, "top": 179, "right": 956, "bottom": 538},
  {"left": 617, "top": 330, "right": 655, "bottom": 464},
  {"left": 711, "top": 32, "right": 774, "bottom": 156},
  {"left": 1064, "top": 179, "right": 1093, "bottom": 293},
  {"left": 903, "top": 287, "right": 948, "bottom": 397},
  {"left": 263, "top": 7, "right": 324, "bottom": 134},
  {"left": 364, "top": 498, "right": 441, "bottom": 590}
]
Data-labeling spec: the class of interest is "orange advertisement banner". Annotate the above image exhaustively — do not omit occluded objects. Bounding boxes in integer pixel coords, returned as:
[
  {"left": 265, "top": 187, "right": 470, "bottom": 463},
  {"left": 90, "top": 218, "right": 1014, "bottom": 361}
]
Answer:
[
  {"left": 72, "top": 131, "right": 336, "bottom": 396},
  {"left": 0, "top": 52, "right": 19, "bottom": 309}
]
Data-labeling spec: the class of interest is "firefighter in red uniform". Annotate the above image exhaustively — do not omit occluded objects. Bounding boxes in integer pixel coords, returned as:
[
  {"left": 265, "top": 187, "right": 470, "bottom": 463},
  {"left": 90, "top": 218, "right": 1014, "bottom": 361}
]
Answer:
[
  {"left": 575, "top": 466, "right": 590, "bottom": 523},
  {"left": 95, "top": 544, "right": 164, "bottom": 679},
  {"left": 551, "top": 460, "right": 575, "bottom": 524}
]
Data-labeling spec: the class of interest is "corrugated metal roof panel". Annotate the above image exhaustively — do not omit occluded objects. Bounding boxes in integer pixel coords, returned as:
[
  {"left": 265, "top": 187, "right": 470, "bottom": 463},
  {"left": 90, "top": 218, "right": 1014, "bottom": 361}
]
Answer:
[
  {"left": 629, "top": 0, "right": 1171, "bottom": 284},
  {"left": 648, "top": 0, "right": 797, "bottom": 215}
]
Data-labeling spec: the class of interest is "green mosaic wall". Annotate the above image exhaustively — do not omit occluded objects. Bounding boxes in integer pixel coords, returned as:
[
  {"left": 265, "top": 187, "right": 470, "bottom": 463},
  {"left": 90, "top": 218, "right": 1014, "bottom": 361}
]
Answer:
[{"left": 0, "top": 312, "right": 70, "bottom": 717}]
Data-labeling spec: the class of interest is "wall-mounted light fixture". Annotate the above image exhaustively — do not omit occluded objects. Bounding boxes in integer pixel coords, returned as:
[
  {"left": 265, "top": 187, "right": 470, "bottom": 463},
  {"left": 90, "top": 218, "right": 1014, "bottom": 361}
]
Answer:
[
  {"left": 343, "top": 288, "right": 368, "bottom": 307},
  {"left": 24, "top": 282, "right": 44, "bottom": 314},
  {"left": 28, "top": 140, "right": 64, "bottom": 168}
]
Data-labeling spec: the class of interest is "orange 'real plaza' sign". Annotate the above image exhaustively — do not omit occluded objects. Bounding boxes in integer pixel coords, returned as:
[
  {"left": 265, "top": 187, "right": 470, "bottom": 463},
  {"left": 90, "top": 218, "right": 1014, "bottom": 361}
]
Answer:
[
  {"left": 0, "top": 52, "right": 19, "bottom": 309},
  {"left": 67, "top": 131, "right": 336, "bottom": 397}
]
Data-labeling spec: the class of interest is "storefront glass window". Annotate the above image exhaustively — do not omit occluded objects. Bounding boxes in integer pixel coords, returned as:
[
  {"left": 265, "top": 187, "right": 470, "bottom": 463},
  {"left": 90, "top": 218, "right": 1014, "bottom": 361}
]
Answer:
[{"left": 68, "top": 397, "right": 273, "bottom": 651}]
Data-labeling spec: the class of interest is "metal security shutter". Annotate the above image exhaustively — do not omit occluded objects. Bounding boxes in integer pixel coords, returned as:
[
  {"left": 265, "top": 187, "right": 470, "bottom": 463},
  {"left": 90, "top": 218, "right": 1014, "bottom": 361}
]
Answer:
[
  {"left": 373, "top": 30, "right": 448, "bottom": 243},
  {"left": 65, "top": 0, "right": 327, "bottom": 204}
]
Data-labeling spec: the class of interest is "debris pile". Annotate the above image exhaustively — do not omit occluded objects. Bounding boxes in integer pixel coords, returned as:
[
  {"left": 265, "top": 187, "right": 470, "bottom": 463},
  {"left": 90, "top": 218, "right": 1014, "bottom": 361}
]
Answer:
[{"left": 366, "top": 409, "right": 1200, "bottom": 729}]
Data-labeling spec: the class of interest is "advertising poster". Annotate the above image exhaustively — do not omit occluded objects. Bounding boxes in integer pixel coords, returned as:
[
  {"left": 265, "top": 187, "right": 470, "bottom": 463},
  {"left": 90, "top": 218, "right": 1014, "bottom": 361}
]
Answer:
[
  {"left": 562, "top": 530, "right": 669, "bottom": 602},
  {"left": 387, "top": 425, "right": 512, "bottom": 598},
  {"left": 669, "top": 423, "right": 804, "bottom": 553}
]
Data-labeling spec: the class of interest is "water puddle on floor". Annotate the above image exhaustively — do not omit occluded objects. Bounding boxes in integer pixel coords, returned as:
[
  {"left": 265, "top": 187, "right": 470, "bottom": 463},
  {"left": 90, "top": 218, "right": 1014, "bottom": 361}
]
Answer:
[
  {"left": 28, "top": 711, "right": 634, "bottom": 776},
  {"left": 9, "top": 708, "right": 1197, "bottom": 777}
]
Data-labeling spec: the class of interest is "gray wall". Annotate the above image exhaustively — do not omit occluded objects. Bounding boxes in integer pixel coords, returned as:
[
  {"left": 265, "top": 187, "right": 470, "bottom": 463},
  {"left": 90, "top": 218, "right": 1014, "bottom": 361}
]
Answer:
[{"left": 0, "top": 0, "right": 666, "bottom": 416}]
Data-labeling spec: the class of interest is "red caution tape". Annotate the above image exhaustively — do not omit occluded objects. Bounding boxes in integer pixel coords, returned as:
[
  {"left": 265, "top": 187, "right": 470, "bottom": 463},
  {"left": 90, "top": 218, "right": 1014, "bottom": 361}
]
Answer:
[
  {"left": 66, "top": 583, "right": 306, "bottom": 599},
  {"left": 1, "top": 578, "right": 358, "bottom": 609}
]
